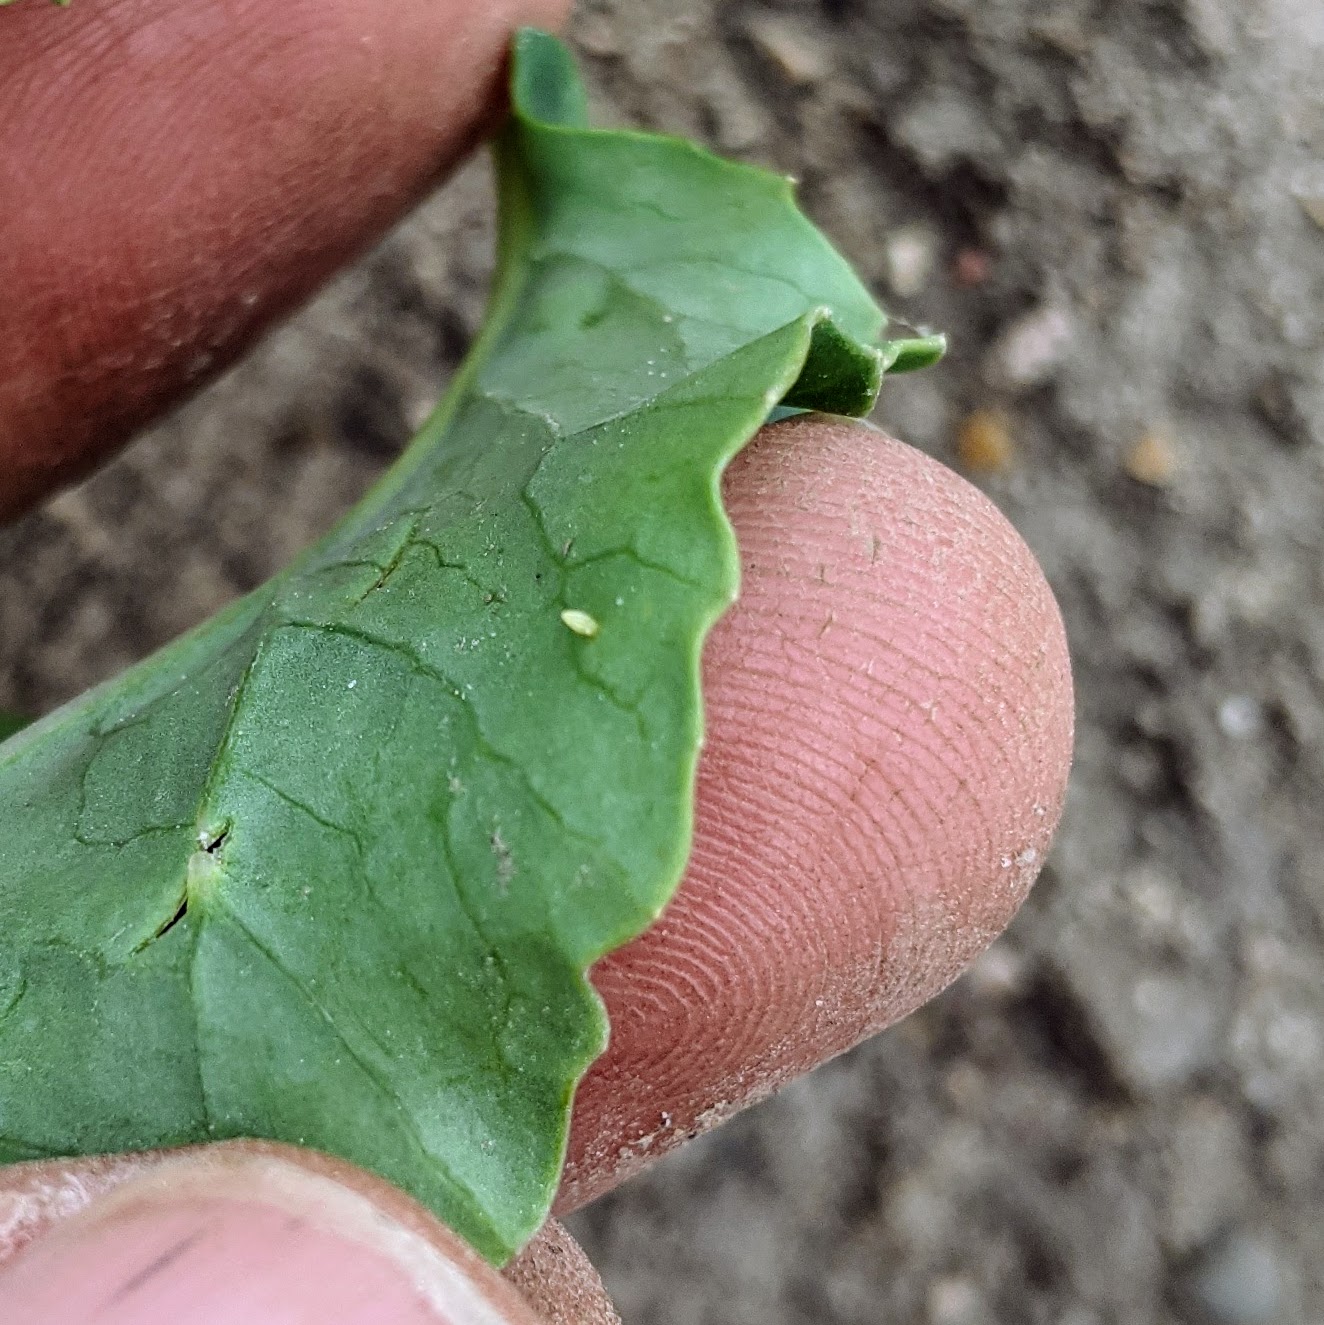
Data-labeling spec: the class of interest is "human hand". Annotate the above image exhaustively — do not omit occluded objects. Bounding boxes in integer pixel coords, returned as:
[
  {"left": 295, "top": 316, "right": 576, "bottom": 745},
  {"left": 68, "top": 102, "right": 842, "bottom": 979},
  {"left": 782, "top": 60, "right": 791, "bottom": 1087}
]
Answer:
[{"left": 0, "top": 2, "right": 1074, "bottom": 1321}]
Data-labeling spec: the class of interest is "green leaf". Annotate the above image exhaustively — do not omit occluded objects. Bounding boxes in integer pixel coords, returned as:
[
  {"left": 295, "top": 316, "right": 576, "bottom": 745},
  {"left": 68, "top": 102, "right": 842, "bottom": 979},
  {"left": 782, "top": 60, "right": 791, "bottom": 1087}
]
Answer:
[{"left": 0, "top": 29, "right": 936, "bottom": 1262}]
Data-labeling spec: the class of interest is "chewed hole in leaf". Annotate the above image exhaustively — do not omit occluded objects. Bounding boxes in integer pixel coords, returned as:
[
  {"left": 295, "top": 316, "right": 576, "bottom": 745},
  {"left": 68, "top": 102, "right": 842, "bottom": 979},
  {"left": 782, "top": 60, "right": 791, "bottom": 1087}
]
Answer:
[{"left": 199, "top": 823, "right": 231, "bottom": 855}]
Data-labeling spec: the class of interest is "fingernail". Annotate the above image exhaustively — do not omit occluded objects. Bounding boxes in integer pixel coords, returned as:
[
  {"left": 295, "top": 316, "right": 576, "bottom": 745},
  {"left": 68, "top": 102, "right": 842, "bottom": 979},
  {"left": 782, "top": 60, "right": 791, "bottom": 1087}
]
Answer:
[{"left": 0, "top": 1151, "right": 523, "bottom": 1325}]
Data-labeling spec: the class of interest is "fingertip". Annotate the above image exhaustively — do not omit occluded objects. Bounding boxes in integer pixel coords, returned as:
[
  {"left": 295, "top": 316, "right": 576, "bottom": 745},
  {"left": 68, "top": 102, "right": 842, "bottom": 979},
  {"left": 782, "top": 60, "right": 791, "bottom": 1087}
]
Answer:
[
  {"left": 716, "top": 414, "right": 1074, "bottom": 989},
  {"left": 560, "top": 415, "right": 1073, "bottom": 1206}
]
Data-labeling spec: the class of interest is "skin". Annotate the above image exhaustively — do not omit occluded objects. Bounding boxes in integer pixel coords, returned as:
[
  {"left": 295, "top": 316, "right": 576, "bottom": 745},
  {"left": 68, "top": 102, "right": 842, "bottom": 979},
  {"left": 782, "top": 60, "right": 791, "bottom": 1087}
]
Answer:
[{"left": 0, "top": 2, "right": 1074, "bottom": 1321}]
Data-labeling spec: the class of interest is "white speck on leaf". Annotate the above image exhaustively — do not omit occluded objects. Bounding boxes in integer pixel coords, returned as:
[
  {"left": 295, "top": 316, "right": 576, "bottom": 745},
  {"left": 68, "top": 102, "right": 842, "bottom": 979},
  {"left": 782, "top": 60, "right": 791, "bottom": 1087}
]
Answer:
[
  {"left": 491, "top": 829, "right": 515, "bottom": 889},
  {"left": 561, "top": 608, "right": 600, "bottom": 638}
]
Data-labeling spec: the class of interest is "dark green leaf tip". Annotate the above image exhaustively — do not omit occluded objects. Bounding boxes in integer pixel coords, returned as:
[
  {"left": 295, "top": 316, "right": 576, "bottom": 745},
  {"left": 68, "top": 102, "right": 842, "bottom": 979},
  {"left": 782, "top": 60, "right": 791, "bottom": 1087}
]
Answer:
[
  {"left": 881, "top": 332, "right": 948, "bottom": 375},
  {"left": 511, "top": 28, "right": 590, "bottom": 129},
  {"left": 780, "top": 315, "right": 885, "bottom": 417}
]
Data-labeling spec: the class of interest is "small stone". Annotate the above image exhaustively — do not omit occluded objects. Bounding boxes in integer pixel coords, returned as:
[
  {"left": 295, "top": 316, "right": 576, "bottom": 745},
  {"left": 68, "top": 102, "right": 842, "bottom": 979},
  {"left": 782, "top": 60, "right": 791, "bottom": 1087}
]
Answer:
[
  {"left": 1183, "top": 1231, "right": 1285, "bottom": 1325},
  {"left": 1183, "top": 0, "right": 1240, "bottom": 58},
  {"left": 1124, "top": 430, "right": 1180, "bottom": 485},
  {"left": 1217, "top": 695, "right": 1264, "bottom": 739},
  {"left": 706, "top": 85, "right": 770, "bottom": 152},
  {"left": 956, "top": 409, "right": 1016, "bottom": 473},
  {"left": 885, "top": 225, "right": 938, "bottom": 297},
  {"left": 572, "top": 13, "right": 620, "bottom": 58},
  {"left": 962, "top": 943, "right": 1028, "bottom": 998},
  {"left": 1122, "top": 864, "right": 1181, "bottom": 933},
  {"left": 744, "top": 15, "right": 831, "bottom": 86},
  {"left": 953, "top": 247, "right": 992, "bottom": 287},
  {"left": 1031, "top": 11, "right": 1091, "bottom": 57},
  {"left": 1061, "top": 955, "right": 1225, "bottom": 1095},
  {"left": 941, "top": 1062, "right": 985, "bottom": 1109},
  {"left": 926, "top": 1275, "right": 987, "bottom": 1325},
  {"left": 988, "top": 304, "right": 1075, "bottom": 388},
  {"left": 1127, "top": 975, "right": 1222, "bottom": 1087},
  {"left": 895, "top": 91, "right": 1001, "bottom": 171}
]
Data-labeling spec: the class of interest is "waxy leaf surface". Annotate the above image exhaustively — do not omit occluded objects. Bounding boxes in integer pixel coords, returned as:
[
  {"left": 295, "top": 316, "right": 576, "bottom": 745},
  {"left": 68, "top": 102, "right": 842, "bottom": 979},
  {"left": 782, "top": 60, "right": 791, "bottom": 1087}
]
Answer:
[{"left": 0, "top": 32, "right": 936, "bottom": 1261}]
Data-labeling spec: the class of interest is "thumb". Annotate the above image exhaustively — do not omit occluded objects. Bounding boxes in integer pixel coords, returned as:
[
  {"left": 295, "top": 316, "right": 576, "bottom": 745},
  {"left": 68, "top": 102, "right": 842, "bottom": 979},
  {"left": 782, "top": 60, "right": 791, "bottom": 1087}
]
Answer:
[{"left": 0, "top": 1144, "right": 544, "bottom": 1324}]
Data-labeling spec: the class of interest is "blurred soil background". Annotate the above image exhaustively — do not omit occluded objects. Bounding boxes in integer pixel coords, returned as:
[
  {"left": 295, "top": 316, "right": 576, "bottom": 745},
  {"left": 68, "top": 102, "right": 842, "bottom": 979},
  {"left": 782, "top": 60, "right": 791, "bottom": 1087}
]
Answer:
[{"left": 3, "top": 1, "right": 1323, "bottom": 1322}]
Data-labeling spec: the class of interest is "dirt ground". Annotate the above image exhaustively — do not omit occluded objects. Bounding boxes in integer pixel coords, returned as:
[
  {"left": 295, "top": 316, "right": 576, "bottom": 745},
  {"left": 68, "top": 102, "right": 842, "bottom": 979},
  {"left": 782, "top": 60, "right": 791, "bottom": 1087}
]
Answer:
[{"left": 3, "top": 2, "right": 1322, "bottom": 1323}]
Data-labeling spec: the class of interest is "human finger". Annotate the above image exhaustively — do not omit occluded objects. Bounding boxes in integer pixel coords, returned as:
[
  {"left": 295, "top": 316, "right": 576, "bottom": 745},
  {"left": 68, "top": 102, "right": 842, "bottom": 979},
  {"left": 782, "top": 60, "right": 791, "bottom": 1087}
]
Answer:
[
  {"left": 557, "top": 414, "right": 1074, "bottom": 1209},
  {"left": 0, "top": 0, "right": 568, "bottom": 518},
  {"left": 0, "top": 1142, "right": 614, "bottom": 1324}
]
